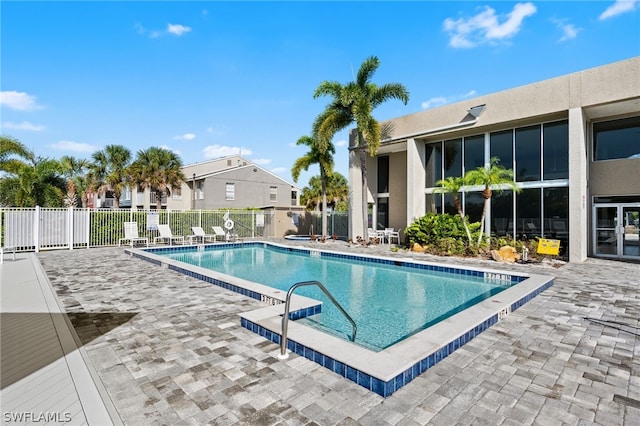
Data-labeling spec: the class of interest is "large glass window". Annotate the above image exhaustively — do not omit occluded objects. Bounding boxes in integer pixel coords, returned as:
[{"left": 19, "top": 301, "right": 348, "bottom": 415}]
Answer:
[
  {"left": 377, "top": 156, "right": 389, "bottom": 193},
  {"left": 491, "top": 190, "right": 513, "bottom": 236},
  {"left": 515, "top": 125, "right": 541, "bottom": 181},
  {"left": 444, "top": 138, "right": 462, "bottom": 178},
  {"left": 464, "top": 192, "right": 484, "bottom": 224},
  {"left": 426, "top": 193, "right": 441, "bottom": 214},
  {"left": 377, "top": 197, "right": 388, "bottom": 229},
  {"left": 594, "top": 116, "right": 640, "bottom": 161},
  {"left": 464, "top": 135, "right": 485, "bottom": 173},
  {"left": 544, "top": 187, "right": 569, "bottom": 255},
  {"left": 543, "top": 120, "right": 569, "bottom": 179},
  {"left": 490, "top": 130, "right": 513, "bottom": 169},
  {"left": 516, "top": 188, "right": 541, "bottom": 238},
  {"left": 425, "top": 143, "right": 442, "bottom": 188},
  {"left": 443, "top": 193, "right": 457, "bottom": 216}
]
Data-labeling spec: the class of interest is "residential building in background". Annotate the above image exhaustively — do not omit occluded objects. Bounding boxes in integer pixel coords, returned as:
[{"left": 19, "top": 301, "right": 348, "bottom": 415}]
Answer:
[{"left": 106, "top": 155, "right": 300, "bottom": 211}]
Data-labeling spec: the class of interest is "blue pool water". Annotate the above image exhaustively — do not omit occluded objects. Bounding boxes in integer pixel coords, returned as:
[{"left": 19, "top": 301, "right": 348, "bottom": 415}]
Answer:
[{"left": 162, "top": 245, "right": 516, "bottom": 351}]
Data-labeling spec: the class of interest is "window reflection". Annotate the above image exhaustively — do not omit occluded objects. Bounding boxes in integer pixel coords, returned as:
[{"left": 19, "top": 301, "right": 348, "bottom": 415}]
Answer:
[{"left": 594, "top": 116, "right": 640, "bottom": 161}]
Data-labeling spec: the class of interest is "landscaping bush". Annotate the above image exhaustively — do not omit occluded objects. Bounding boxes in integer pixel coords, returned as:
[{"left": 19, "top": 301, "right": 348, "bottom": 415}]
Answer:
[{"left": 404, "top": 212, "right": 480, "bottom": 247}]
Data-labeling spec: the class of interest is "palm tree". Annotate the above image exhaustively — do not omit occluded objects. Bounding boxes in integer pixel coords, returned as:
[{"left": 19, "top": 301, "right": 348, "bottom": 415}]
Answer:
[
  {"left": 90, "top": 145, "right": 132, "bottom": 208},
  {"left": 291, "top": 135, "right": 335, "bottom": 237},
  {"left": 59, "top": 155, "right": 90, "bottom": 207},
  {"left": 301, "top": 177, "right": 323, "bottom": 211},
  {"left": 325, "top": 172, "right": 349, "bottom": 209},
  {"left": 0, "top": 135, "right": 66, "bottom": 207},
  {"left": 313, "top": 56, "right": 409, "bottom": 239},
  {"left": 129, "top": 147, "right": 186, "bottom": 210},
  {"left": 434, "top": 176, "right": 473, "bottom": 245},
  {"left": 465, "top": 157, "right": 520, "bottom": 247},
  {"left": 1, "top": 135, "right": 31, "bottom": 174}
]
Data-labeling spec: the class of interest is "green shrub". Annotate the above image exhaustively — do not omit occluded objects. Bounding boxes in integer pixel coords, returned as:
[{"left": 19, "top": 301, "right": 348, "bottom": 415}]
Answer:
[{"left": 405, "top": 212, "right": 480, "bottom": 247}]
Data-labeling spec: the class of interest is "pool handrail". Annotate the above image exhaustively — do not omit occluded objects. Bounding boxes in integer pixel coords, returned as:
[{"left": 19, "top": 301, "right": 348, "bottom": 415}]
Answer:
[{"left": 278, "top": 280, "right": 357, "bottom": 359}]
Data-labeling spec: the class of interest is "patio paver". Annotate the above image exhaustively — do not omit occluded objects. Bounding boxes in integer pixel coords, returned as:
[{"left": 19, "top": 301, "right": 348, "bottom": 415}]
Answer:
[{"left": 3, "top": 241, "right": 639, "bottom": 425}]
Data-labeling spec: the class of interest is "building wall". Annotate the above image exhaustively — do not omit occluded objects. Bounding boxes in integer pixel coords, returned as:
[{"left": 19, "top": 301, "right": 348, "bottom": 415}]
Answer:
[
  {"left": 200, "top": 166, "right": 294, "bottom": 210},
  {"left": 350, "top": 56, "right": 640, "bottom": 262}
]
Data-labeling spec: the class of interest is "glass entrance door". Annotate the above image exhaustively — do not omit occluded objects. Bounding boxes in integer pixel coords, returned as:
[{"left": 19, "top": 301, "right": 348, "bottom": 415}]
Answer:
[
  {"left": 594, "top": 204, "right": 640, "bottom": 259},
  {"left": 622, "top": 206, "right": 640, "bottom": 257}
]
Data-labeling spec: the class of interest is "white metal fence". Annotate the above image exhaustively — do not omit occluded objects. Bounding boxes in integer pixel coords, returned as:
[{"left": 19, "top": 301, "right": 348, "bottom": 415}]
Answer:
[{"left": 1, "top": 207, "right": 277, "bottom": 252}]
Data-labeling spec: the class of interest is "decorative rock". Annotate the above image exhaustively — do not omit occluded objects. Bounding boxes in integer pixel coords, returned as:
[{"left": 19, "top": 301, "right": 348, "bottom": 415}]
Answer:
[
  {"left": 412, "top": 242, "right": 424, "bottom": 253},
  {"left": 491, "top": 245, "right": 520, "bottom": 263}
]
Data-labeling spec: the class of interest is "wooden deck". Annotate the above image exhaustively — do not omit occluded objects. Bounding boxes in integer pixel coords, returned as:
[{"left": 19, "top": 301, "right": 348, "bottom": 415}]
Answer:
[{"left": 1, "top": 253, "right": 121, "bottom": 425}]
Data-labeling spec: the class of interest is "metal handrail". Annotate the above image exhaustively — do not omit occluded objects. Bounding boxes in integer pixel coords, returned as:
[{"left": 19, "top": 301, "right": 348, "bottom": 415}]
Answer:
[{"left": 278, "top": 280, "right": 357, "bottom": 359}]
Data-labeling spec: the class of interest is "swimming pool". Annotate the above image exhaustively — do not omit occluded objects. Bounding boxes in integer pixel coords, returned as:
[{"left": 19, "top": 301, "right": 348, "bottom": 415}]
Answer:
[
  {"left": 160, "top": 245, "right": 519, "bottom": 351},
  {"left": 127, "top": 241, "right": 554, "bottom": 397}
]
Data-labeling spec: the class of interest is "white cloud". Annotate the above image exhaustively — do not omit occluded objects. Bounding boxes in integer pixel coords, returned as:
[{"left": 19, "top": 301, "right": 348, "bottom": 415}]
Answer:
[
  {"left": 421, "top": 97, "right": 448, "bottom": 109},
  {"left": 167, "top": 23, "right": 191, "bottom": 36},
  {"left": 159, "top": 144, "right": 181, "bottom": 155},
  {"left": 444, "top": 3, "right": 537, "bottom": 48},
  {"left": 0, "top": 91, "right": 43, "bottom": 111},
  {"left": 50, "top": 140, "right": 97, "bottom": 153},
  {"left": 2, "top": 121, "right": 46, "bottom": 131},
  {"left": 421, "top": 90, "right": 477, "bottom": 110},
  {"left": 552, "top": 19, "right": 581, "bottom": 42},
  {"left": 600, "top": 0, "right": 639, "bottom": 20},
  {"left": 135, "top": 22, "right": 192, "bottom": 38},
  {"left": 271, "top": 167, "right": 287, "bottom": 174},
  {"left": 335, "top": 139, "right": 348, "bottom": 148},
  {"left": 202, "top": 145, "right": 252, "bottom": 159},
  {"left": 174, "top": 133, "right": 196, "bottom": 141}
]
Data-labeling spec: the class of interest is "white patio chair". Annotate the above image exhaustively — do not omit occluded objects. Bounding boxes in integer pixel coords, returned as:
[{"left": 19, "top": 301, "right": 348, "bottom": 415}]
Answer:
[
  {"left": 187, "top": 226, "right": 219, "bottom": 244},
  {"left": 118, "top": 222, "right": 149, "bottom": 247},
  {"left": 212, "top": 226, "right": 228, "bottom": 241},
  {"left": 154, "top": 224, "right": 185, "bottom": 245},
  {"left": 367, "top": 228, "right": 384, "bottom": 243},
  {"left": 385, "top": 228, "right": 400, "bottom": 245}
]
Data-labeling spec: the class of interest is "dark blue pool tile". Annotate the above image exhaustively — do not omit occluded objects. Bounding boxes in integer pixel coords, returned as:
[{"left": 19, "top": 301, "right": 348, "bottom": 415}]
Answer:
[
  {"left": 333, "top": 361, "right": 346, "bottom": 377},
  {"left": 322, "top": 356, "right": 335, "bottom": 371},
  {"left": 357, "top": 371, "right": 372, "bottom": 389},
  {"left": 393, "top": 373, "right": 404, "bottom": 391},
  {"left": 346, "top": 366, "right": 358, "bottom": 383}
]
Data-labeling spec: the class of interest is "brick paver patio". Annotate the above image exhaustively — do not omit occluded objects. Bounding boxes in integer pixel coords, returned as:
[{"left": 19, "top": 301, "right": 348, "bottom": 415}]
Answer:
[{"left": 36, "top": 242, "right": 639, "bottom": 425}]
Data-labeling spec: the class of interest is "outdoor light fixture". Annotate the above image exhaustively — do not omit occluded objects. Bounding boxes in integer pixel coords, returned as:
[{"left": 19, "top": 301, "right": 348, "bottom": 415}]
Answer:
[{"left": 467, "top": 104, "right": 486, "bottom": 119}]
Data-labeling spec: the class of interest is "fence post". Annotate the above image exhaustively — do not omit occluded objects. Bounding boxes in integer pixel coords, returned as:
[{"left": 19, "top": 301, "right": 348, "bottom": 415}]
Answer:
[
  {"left": 198, "top": 209, "right": 202, "bottom": 227},
  {"left": 252, "top": 211, "right": 255, "bottom": 238},
  {"left": 86, "top": 209, "right": 91, "bottom": 248},
  {"left": 34, "top": 205, "right": 40, "bottom": 253},
  {"left": 68, "top": 207, "right": 74, "bottom": 251}
]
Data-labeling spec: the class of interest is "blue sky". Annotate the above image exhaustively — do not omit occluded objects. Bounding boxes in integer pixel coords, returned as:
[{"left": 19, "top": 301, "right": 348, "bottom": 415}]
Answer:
[{"left": 2, "top": 1, "right": 639, "bottom": 189}]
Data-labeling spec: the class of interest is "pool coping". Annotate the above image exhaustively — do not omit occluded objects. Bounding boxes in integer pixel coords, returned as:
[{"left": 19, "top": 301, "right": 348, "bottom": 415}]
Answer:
[{"left": 125, "top": 241, "right": 554, "bottom": 397}]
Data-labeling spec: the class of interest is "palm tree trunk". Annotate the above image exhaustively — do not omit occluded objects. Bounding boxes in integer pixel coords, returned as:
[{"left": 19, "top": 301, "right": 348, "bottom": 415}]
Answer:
[
  {"left": 321, "top": 176, "right": 328, "bottom": 238},
  {"left": 156, "top": 190, "right": 162, "bottom": 210}
]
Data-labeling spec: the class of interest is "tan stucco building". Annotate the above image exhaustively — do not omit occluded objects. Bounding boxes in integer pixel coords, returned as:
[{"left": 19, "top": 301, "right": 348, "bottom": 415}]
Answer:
[{"left": 349, "top": 56, "right": 640, "bottom": 262}]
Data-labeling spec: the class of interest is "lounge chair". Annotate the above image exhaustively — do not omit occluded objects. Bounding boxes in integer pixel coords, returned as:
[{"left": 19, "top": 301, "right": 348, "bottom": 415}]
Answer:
[
  {"left": 118, "top": 222, "right": 149, "bottom": 247},
  {"left": 187, "top": 226, "right": 219, "bottom": 244},
  {"left": 154, "top": 224, "right": 184, "bottom": 245},
  {"left": 212, "top": 226, "right": 228, "bottom": 241}
]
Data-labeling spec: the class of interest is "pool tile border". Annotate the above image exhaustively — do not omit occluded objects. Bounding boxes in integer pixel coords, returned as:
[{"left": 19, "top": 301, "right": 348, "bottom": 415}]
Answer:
[{"left": 126, "top": 241, "right": 554, "bottom": 397}]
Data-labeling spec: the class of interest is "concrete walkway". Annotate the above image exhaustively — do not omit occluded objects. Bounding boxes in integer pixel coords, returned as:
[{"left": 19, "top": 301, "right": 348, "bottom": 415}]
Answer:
[
  {"left": 2, "top": 242, "right": 640, "bottom": 425},
  {"left": 1, "top": 253, "right": 121, "bottom": 425}
]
